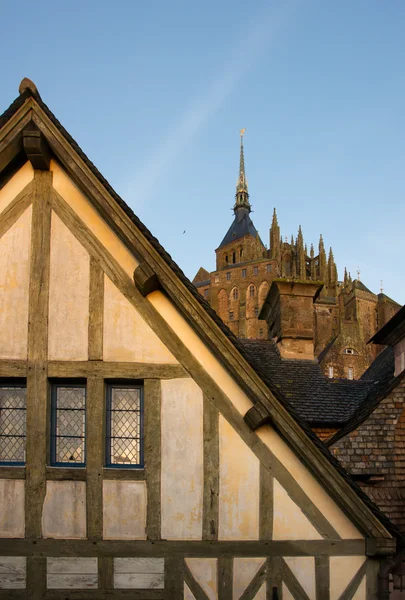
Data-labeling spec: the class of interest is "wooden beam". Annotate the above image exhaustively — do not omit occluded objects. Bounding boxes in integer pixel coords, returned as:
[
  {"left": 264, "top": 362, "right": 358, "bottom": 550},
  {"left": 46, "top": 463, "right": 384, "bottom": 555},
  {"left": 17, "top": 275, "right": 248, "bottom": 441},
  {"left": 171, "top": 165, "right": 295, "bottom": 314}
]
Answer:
[
  {"left": 23, "top": 127, "right": 51, "bottom": 171},
  {"left": 25, "top": 171, "right": 52, "bottom": 546},
  {"left": 86, "top": 377, "right": 105, "bottom": 540},
  {"left": 315, "top": 556, "right": 330, "bottom": 600},
  {"left": 0, "top": 539, "right": 365, "bottom": 558},
  {"left": 144, "top": 379, "right": 162, "bottom": 541},
  {"left": 98, "top": 556, "right": 114, "bottom": 590},
  {"left": 260, "top": 463, "right": 273, "bottom": 540},
  {"left": 103, "top": 468, "right": 145, "bottom": 481},
  {"left": 267, "top": 557, "right": 283, "bottom": 599},
  {"left": 203, "top": 396, "right": 219, "bottom": 541},
  {"left": 46, "top": 467, "right": 86, "bottom": 481},
  {"left": 26, "top": 555, "right": 46, "bottom": 600},
  {"left": 218, "top": 557, "right": 233, "bottom": 600},
  {"left": 134, "top": 262, "right": 161, "bottom": 296},
  {"left": 0, "top": 361, "right": 27, "bottom": 378},
  {"left": 0, "top": 466, "right": 25, "bottom": 479},
  {"left": 88, "top": 257, "right": 104, "bottom": 361},
  {"left": 47, "top": 360, "right": 187, "bottom": 379},
  {"left": 165, "top": 557, "right": 184, "bottom": 599}
]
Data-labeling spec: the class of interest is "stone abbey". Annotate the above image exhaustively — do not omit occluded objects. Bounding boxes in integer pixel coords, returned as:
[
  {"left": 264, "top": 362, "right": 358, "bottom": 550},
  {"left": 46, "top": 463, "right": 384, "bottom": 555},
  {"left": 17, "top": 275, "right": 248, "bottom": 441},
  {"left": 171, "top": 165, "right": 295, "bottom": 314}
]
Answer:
[{"left": 193, "top": 134, "right": 400, "bottom": 379}]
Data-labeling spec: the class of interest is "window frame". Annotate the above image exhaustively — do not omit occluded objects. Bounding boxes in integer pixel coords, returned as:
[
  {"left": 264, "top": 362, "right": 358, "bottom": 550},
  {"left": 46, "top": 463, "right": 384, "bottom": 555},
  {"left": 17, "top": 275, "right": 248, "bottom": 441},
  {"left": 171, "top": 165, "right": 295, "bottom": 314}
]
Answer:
[
  {"left": 105, "top": 382, "right": 144, "bottom": 469},
  {"left": 50, "top": 381, "right": 86, "bottom": 468},
  {"left": 0, "top": 380, "right": 27, "bottom": 466}
]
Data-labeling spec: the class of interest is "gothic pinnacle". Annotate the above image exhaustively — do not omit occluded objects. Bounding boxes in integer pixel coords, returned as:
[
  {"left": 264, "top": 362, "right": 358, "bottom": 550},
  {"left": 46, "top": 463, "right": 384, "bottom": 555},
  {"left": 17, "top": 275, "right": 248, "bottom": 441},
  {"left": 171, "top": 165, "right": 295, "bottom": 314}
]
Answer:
[{"left": 234, "top": 128, "right": 250, "bottom": 212}]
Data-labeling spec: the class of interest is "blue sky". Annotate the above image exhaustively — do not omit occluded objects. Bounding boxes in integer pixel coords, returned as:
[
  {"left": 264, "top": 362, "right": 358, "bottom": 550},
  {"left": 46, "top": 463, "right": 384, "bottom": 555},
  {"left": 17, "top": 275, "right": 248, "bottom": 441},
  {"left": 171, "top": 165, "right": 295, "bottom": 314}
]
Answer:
[{"left": 1, "top": 0, "right": 405, "bottom": 303}]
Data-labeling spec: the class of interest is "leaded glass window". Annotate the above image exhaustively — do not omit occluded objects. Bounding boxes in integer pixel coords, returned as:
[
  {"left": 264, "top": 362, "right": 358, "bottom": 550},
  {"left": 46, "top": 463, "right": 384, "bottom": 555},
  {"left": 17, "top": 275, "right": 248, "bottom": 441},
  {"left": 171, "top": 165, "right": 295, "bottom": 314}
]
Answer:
[
  {"left": 106, "top": 385, "right": 143, "bottom": 468},
  {"left": 0, "top": 383, "right": 26, "bottom": 465},
  {"left": 50, "top": 383, "right": 86, "bottom": 466}
]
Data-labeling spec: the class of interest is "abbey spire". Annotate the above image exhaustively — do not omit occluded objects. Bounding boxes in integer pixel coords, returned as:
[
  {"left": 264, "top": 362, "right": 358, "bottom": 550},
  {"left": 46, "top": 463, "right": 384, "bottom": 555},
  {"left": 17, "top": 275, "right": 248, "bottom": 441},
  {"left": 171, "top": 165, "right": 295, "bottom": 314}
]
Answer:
[{"left": 234, "top": 128, "right": 251, "bottom": 213}]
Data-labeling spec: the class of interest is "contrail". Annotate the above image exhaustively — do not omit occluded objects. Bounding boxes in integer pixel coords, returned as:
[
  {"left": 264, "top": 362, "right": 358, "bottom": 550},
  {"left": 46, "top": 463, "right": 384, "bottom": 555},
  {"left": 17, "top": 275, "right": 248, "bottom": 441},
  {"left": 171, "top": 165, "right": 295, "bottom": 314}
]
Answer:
[{"left": 123, "top": 1, "right": 298, "bottom": 208}]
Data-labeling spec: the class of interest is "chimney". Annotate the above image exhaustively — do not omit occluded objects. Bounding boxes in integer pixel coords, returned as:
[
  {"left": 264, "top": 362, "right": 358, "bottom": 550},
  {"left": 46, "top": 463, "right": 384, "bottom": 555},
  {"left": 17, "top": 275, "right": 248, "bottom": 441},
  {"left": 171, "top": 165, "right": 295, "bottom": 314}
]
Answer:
[{"left": 260, "top": 279, "right": 323, "bottom": 360}]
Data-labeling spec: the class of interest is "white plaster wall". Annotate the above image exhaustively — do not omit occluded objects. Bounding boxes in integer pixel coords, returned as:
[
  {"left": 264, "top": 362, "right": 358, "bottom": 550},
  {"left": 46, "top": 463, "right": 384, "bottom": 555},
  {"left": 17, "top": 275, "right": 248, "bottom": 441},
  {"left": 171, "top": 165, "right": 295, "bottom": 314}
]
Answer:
[
  {"left": 42, "top": 481, "right": 86, "bottom": 539},
  {"left": 0, "top": 162, "right": 33, "bottom": 215},
  {"left": 0, "top": 556, "right": 26, "bottom": 589},
  {"left": 330, "top": 556, "right": 366, "bottom": 600},
  {"left": 51, "top": 161, "right": 137, "bottom": 278},
  {"left": 48, "top": 212, "right": 89, "bottom": 360},
  {"left": 0, "top": 206, "right": 31, "bottom": 359},
  {"left": 233, "top": 558, "right": 265, "bottom": 599},
  {"left": 103, "top": 275, "right": 178, "bottom": 363},
  {"left": 218, "top": 416, "right": 259, "bottom": 540},
  {"left": 185, "top": 558, "right": 217, "bottom": 600},
  {"left": 284, "top": 557, "right": 315, "bottom": 598},
  {"left": 0, "top": 480, "right": 25, "bottom": 538},
  {"left": 114, "top": 558, "right": 164, "bottom": 589},
  {"left": 103, "top": 480, "right": 146, "bottom": 540},
  {"left": 273, "top": 480, "right": 322, "bottom": 541},
  {"left": 148, "top": 291, "right": 365, "bottom": 540},
  {"left": 47, "top": 558, "right": 97, "bottom": 589},
  {"left": 161, "top": 379, "right": 203, "bottom": 540}
]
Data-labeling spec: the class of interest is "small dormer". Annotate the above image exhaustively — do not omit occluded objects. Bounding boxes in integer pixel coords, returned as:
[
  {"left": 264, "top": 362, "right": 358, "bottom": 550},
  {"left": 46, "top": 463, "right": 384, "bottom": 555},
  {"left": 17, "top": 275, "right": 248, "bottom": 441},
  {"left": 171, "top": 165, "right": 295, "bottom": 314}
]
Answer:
[{"left": 369, "top": 304, "right": 405, "bottom": 377}]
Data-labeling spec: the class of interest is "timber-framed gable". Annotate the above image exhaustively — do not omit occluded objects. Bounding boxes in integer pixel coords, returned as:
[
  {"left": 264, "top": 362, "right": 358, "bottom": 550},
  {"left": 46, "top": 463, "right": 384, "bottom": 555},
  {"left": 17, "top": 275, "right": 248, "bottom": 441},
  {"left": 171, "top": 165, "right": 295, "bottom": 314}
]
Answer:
[{"left": 0, "top": 79, "right": 400, "bottom": 599}]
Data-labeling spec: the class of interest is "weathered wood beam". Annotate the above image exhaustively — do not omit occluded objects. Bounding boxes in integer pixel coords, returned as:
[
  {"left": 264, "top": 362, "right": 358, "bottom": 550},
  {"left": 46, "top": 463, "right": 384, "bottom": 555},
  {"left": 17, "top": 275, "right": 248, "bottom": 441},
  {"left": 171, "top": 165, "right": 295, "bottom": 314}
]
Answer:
[
  {"left": 134, "top": 262, "right": 161, "bottom": 296},
  {"left": 86, "top": 377, "right": 105, "bottom": 540},
  {"left": 47, "top": 360, "right": 187, "bottom": 379},
  {"left": 144, "top": 379, "right": 162, "bottom": 540},
  {"left": 218, "top": 557, "right": 233, "bottom": 600},
  {"left": 0, "top": 361, "right": 27, "bottom": 378},
  {"left": 88, "top": 257, "right": 104, "bottom": 360},
  {"left": 0, "top": 539, "right": 365, "bottom": 558},
  {"left": 260, "top": 463, "right": 273, "bottom": 540},
  {"left": 0, "top": 466, "right": 25, "bottom": 479},
  {"left": 315, "top": 556, "right": 330, "bottom": 600},
  {"left": 23, "top": 127, "right": 51, "bottom": 170},
  {"left": 165, "top": 557, "right": 184, "bottom": 599},
  {"left": 203, "top": 396, "right": 219, "bottom": 541}
]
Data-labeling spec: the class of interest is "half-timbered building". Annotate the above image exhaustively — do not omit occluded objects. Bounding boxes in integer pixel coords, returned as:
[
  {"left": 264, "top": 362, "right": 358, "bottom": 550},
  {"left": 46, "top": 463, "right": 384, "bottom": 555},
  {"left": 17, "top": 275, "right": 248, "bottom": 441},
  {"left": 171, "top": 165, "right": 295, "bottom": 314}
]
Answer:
[{"left": 0, "top": 79, "right": 401, "bottom": 599}]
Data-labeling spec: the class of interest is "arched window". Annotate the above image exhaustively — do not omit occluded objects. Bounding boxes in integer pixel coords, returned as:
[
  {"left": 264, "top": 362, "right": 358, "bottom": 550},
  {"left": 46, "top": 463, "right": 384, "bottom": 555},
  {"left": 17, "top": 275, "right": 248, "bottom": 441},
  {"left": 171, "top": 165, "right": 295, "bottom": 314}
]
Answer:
[
  {"left": 233, "top": 288, "right": 239, "bottom": 300},
  {"left": 249, "top": 285, "right": 255, "bottom": 297},
  {"left": 232, "top": 251, "right": 236, "bottom": 264},
  {"left": 225, "top": 254, "right": 229, "bottom": 264},
  {"left": 240, "top": 248, "right": 243, "bottom": 259}
]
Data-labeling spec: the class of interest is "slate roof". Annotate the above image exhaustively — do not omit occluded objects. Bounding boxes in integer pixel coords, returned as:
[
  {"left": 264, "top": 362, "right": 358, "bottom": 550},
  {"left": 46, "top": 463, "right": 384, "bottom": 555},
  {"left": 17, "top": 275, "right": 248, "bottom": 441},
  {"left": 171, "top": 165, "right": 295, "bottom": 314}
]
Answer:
[
  {"left": 217, "top": 208, "right": 262, "bottom": 249},
  {"left": 240, "top": 339, "right": 373, "bottom": 425},
  {"left": 1, "top": 84, "right": 403, "bottom": 542}
]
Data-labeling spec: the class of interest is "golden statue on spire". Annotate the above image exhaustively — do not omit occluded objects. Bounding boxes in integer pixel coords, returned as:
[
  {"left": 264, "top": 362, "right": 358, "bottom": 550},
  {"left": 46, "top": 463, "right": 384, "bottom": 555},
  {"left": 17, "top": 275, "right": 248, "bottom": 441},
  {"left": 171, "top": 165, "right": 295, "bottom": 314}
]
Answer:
[{"left": 240, "top": 128, "right": 246, "bottom": 137}]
